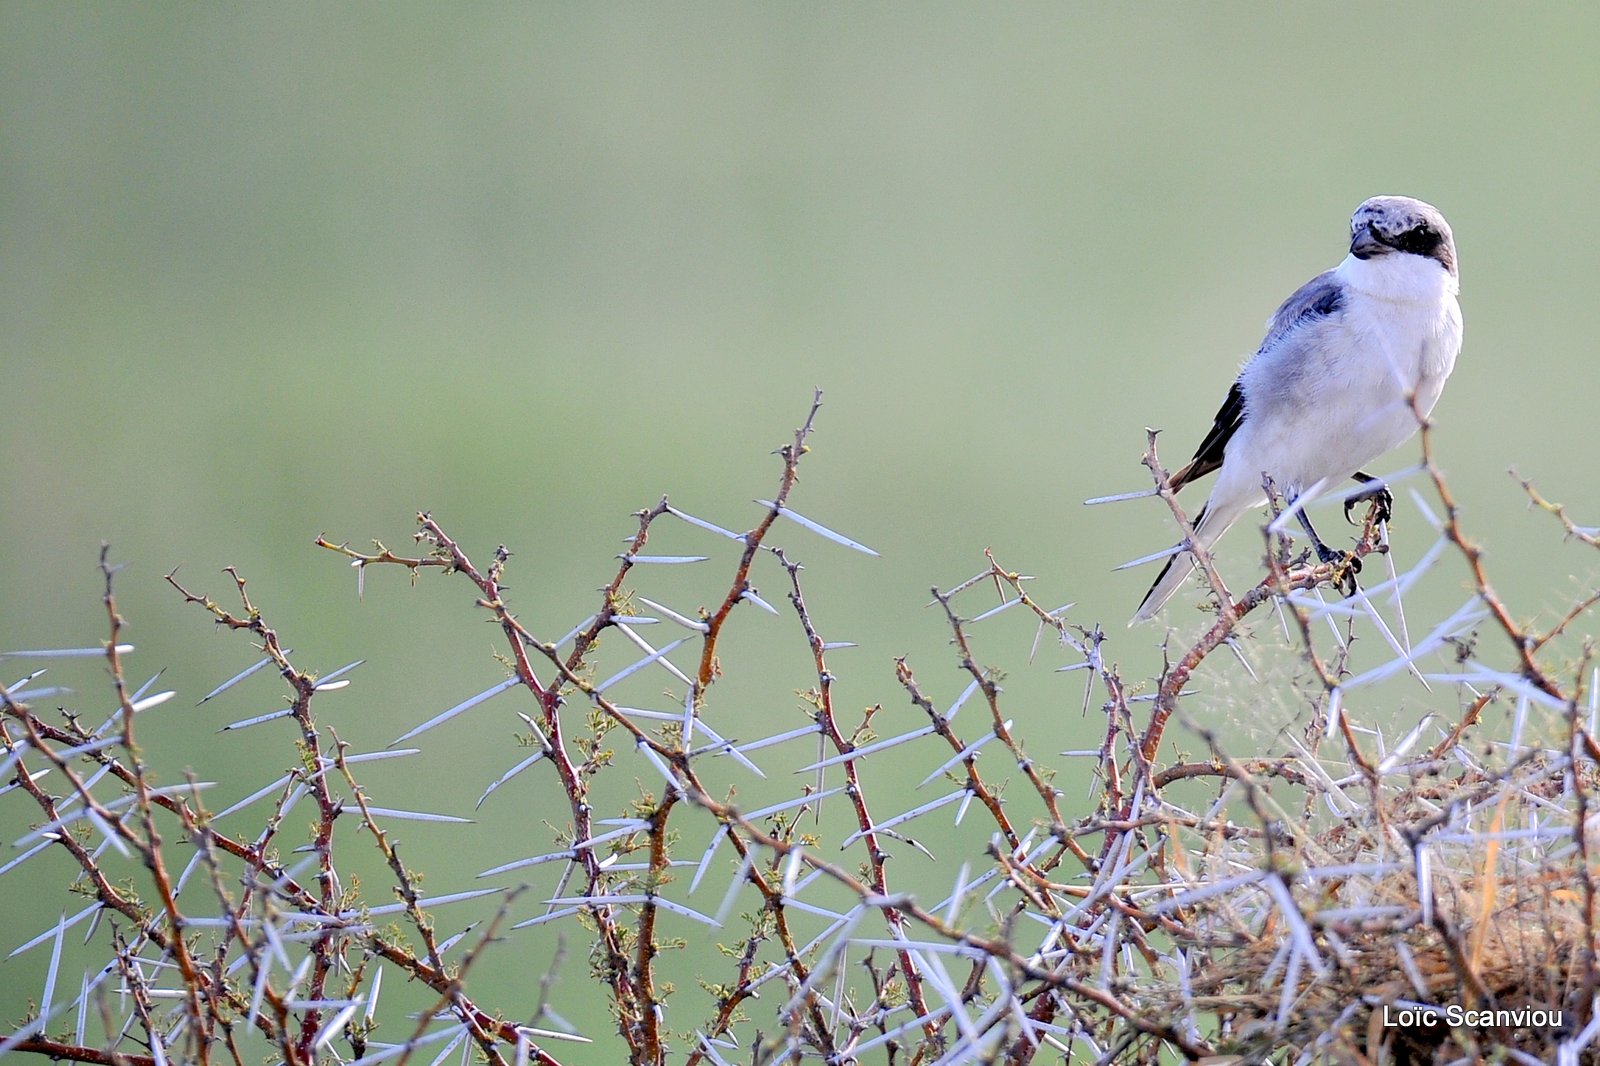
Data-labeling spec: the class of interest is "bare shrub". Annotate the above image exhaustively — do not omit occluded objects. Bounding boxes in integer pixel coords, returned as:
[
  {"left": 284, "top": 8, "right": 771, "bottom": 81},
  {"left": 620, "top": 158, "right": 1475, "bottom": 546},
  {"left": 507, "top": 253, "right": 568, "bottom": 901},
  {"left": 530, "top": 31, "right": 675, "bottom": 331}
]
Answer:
[{"left": 3, "top": 391, "right": 1598, "bottom": 1064}]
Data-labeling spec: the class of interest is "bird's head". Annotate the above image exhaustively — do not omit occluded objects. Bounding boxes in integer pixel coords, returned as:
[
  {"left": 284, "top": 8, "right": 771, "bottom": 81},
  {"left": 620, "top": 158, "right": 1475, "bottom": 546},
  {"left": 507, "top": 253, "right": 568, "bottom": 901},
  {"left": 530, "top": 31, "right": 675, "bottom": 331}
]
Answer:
[{"left": 1349, "top": 196, "right": 1457, "bottom": 278}]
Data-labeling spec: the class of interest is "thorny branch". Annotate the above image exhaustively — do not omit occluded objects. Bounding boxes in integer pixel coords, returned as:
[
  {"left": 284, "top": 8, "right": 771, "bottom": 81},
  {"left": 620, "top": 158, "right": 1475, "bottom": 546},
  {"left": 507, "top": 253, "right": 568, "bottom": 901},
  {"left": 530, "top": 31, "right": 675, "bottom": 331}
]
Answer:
[{"left": 4, "top": 395, "right": 1599, "bottom": 1065}]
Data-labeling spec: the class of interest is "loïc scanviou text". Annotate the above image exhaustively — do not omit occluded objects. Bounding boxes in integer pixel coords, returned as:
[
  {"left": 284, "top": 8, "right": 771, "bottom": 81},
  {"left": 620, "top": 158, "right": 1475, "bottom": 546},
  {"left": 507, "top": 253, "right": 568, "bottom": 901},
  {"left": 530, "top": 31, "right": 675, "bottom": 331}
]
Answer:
[{"left": 1381, "top": 1003, "right": 1563, "bottom": 1028}]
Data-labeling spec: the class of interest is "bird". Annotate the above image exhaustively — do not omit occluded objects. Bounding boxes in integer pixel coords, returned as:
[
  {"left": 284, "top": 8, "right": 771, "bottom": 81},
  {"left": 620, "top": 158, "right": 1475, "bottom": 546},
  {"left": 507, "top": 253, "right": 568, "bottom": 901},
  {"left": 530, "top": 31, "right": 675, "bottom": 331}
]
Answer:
[{"left": 1131, "top": 195, "right": 1462, "bottom": 625}]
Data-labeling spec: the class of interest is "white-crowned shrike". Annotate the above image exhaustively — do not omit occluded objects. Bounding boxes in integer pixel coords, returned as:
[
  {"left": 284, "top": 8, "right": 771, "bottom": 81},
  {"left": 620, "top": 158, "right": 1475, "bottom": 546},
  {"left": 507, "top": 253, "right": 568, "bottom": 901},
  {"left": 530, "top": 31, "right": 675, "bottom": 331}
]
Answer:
[{"left": 1132, "top": 195, "right": 1462, "bottom": 624}]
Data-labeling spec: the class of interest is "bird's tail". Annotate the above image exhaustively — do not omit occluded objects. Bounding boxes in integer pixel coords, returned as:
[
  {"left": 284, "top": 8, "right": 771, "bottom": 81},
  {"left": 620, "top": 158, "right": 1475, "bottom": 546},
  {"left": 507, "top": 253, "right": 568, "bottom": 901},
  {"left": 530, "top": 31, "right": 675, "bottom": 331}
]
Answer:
[{"left": 1129, "top": 502, "right": 1243, "bottom": 625}]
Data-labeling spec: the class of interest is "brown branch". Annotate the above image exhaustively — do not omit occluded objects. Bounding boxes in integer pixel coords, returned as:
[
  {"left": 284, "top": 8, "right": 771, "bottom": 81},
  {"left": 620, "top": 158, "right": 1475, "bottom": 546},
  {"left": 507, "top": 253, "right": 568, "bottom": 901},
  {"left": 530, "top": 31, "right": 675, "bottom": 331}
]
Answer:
[
  {"left": 1422, "top": 423, "right": 1565, "bottom": 702},
  {"left": 695, "top": 388, "right": 824, "bottom": 689}
]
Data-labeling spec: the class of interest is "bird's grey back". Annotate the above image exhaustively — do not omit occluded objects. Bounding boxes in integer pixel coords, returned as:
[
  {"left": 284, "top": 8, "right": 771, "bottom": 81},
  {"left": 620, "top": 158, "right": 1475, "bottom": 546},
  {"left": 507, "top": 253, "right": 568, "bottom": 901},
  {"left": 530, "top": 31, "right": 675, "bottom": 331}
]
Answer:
[{"left": 1259, "top": 270, "right": 1344, "bottom": 355}]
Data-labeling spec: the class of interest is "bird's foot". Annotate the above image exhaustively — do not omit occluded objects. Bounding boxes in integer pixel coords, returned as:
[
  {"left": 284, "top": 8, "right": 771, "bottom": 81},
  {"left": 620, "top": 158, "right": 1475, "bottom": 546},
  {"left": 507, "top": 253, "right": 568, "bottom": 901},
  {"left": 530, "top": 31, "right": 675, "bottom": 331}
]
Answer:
[
  {"left": 1344, "top": 483, "right": 1394, "bottom": 526},
  {"left": 1312, "top": 540, "right": 1362, "bottom": 597}
]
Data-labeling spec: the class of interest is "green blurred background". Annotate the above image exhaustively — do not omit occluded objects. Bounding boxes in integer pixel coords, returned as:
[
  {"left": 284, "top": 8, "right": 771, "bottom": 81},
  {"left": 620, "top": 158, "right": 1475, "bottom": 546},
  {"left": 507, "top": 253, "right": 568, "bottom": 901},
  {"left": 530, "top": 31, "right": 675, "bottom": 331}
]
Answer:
[{"left": 4, "top": 4, "right": 1599, "bottom": 1057}]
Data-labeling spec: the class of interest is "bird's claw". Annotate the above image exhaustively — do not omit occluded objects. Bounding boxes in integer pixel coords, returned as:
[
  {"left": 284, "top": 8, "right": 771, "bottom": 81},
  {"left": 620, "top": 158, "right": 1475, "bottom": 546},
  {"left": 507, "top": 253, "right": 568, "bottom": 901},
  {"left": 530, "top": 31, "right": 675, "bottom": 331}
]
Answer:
[
  {"left": 1344, "top": 485, "right": 1394, "bottom": 526},
  {"left": 1313, "top": 543, "right": 1362, "bottom": 597},
  {"left": 1333, "top": 558, "right": 1361, "bottom": 597}
]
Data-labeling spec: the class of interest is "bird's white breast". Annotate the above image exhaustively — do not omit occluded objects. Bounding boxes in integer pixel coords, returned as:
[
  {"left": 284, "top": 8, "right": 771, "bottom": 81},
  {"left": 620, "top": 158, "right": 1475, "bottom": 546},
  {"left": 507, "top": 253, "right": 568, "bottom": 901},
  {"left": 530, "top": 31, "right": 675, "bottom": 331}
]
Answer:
[{"left": 1332, "top": 252, "right": 1462, "bottom": 431}]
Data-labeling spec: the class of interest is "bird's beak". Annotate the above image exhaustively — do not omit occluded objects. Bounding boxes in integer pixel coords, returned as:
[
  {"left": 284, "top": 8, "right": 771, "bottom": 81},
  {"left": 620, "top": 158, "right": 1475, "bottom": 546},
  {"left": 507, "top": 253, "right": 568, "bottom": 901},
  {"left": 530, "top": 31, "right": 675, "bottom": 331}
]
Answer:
[{"left": 1349, "top": 222, "right": 1388, "bottom": 260}]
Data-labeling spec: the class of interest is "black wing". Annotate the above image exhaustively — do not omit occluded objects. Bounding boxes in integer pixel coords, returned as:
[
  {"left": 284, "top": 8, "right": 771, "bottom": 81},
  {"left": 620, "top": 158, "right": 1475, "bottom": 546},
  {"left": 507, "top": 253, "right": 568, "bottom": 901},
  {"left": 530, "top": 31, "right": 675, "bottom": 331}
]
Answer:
[{"left": 1169, "top": 380, "right": 1244, "bottom": 492}]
